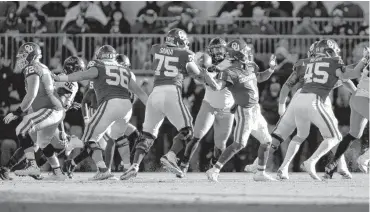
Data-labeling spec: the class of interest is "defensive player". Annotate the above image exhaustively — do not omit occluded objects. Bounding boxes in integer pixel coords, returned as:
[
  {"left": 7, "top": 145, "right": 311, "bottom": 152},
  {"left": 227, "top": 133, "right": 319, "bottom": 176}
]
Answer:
[
  {"left": 0, "top": 56, "right": 85, "bottom": 180},
  {"left": 177, "top": 38, "right": 235, "bottom": 178},
  {"left": 121, "top": 28, "right": 202, "bottom": 180},
  {"left": 1, "top": 42, "right": 66, "bottom": 180},
  {"left": 324, "top": 47, "right": 370, "bottom": 177},
  {"left": 53, "top": 45, "right": 148, "bottom": 180},
  {"left": 64, "top": 54, "right": 141, "bottom": 178},
  {"left": 202, "top": 39, "right": 277, "bottom": 182},
  {"left": 283, "top": 39, "right": 357, "bottom": 180}
]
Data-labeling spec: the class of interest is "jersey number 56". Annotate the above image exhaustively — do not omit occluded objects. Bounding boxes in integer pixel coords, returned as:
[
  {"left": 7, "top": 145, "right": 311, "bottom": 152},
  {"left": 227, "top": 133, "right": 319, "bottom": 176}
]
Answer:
[
  {"left": 304, "top": 62, "right": 329, "bottom": 84},
  {"left": 106, "top": 67, "right": 129, "bottom": 87},
  {"left": 154, "top": 54, "right": 179, "bottom": 77}
]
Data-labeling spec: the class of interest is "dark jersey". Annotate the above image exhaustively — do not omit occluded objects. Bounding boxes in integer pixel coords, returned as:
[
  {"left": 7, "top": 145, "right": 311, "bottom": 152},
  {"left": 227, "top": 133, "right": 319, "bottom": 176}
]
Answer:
[
  {"left": 301, "top": 56, "right": 344, "bottom": 100},
  {"left": 87, "top": 59, "right": 134, "bottom": 105},
  {"left": 23, "top": 62, "right": 63, "bottom": 111},
  {"left": 284, "top": 58, "right": 309, "bottom": 89},
  {"left": 151, "top": 44, "right": 195, "bottom": 88},
  {"left": 217, "top": 63, "right": 259, "bottom": 108}
]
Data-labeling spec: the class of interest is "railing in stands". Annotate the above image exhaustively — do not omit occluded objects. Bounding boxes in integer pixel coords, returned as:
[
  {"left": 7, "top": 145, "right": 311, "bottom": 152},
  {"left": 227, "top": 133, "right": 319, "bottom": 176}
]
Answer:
[
  {"left": 0, "top": 17, "right": 365, "bottom": 34},
  {"left": 0, "top": 33, "right": 368, "bottom": 75}
]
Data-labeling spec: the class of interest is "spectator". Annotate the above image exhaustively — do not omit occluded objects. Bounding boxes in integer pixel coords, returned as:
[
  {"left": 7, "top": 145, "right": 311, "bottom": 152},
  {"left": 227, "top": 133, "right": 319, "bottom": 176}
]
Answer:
[
  {"left": 214, "top": 13, "right": 239, "bottom": 35},
  {"left": 136, "top": 1, "right": 161, "bottom": 18},
  {"left": 166, "top": 8, "right": 199, "bottom": 34},
  {"left": 296, "top": 2, "right": 329, "bottom": 18},
  {"left": 132, "top": 9, "right": 163, "bottom": 34},
  {"left": 272, "top": 39, "right": 295, "bottom": 85},
  {"left": 333, "top": 1, "right": 364, "bottom": 18},
  {"left": 239, "top": 7, "right": 276, "bottom": 35},
  {"left": 0, "top": 1, "right": 18, "bottom": 17},
  {"left": 292, "top": 12, "right": 321, "bottom": 35},
  {"left": 0, "top": 10, "right": 26, "bottom": 33},
  {"left": 41, "top": 2, "right": 66, "bottom": 17},
  {"left": 61, "top": 1, "right": 108, "bottom": 33},
  {"left": 264, "top": 1, "right": 290, "bottom": 17},
  {"left": 323, "top": 9, "right": 354, "bottom": 35},
  {"left": 106, "top": 9, "right": 131, "bottom": 34},
  {"left": 99, "top": 1, "right": 114, "bottom": 18},
  {"left": 19, "top": 2, "right": 39, "bottom": 26},
  {"left": 217, "top": 1, "right": 268, "bottom": 18},
  {"left": 358, "top": 21, "right": 369, "bottom": 36},
  {"left": 159, "top": 1, "right": 193, "bottom": 17}
]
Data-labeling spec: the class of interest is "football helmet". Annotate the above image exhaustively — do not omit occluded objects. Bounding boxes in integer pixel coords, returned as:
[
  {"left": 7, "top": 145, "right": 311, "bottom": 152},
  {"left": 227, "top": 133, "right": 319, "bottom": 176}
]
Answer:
[
  {"left": 207, "top": 37, "right": 227, "bottom": 64},
  {"left": 95, "top": 45, "right": 117, "bottom": 60},
  {"left": 315, "top": 39, "right": 340, "bottom": 58},
  {"left": 226, "top": 39, "right": 252, "bottom": 64},
  {"left": 63, "top": 56, "right": 85, "bottom": 74},
  {"left": 14, "top": 42, "right": 42, "bottom": 73},
  {"left": 165, "top": 28, "right": 189, "bottom": 49},
  {"left": 116, "top": 54, "right": 131, "bottom": 68}
]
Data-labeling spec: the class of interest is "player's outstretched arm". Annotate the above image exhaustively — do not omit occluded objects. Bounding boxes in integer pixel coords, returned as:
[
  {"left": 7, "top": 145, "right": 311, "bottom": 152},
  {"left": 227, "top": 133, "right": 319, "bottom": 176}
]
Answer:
[
  {"left": 278, "top": 71, "right": 298, "bottom": 116},
  {"left": 256, "top": 54, "right": 276, "bottom": 82},
  {"left": 342, "top": 80, "right": 357, "bottom": 94},
  {"left": 54, "top": 67, "right": 99, "bottom": 82},
  {"left": 339, "top": 48, "right": 369, "bottom": 79},
  {"left": 128, "top": 74, "right": 148, "bottom": 105}
]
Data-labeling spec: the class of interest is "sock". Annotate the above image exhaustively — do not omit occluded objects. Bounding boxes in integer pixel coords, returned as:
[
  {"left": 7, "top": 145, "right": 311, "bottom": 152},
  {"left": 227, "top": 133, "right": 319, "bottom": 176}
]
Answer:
[
  {"left": 169, "top": 135, "right": 186, "bottom": 155},
  {"left": 257, "top": 144, "right": 271, "bottom": 171},
  {"left": 337, "top": 155, "right": 349, "bottom": 172},
  {"left": 47, "top": 155, "right": 60, "bottom": 168},
  {"left": 212, "top": 147, "right": 222, "bottom": 163},
  {"left": 166, "top": 151, "right": 176, "bottom": 159},
  {"left": 214, "top": 162, "right": 222, "bottom": 172},
  {"left": 217, "top": 143, "right": 243, "bottom": 169},
  {"left": 37, "top": 155, "right": 48, "bottom": 167},
  {"left": 104, "top": 136, "right": 115, "bottom": 170},
  {"left": 183, "top": 137, "right": 200, "bottom": 164},
  {"left": 5, "top": 147, "right": 25, "bottom": 169},
  {"left": 280, "top": 140, "right": 301, "bottom": 172},
  {"left": 309, "top": 138, "right": 339, "bottom": 164},
  {"left": 133, "top": 148, "right": 146, "bottom": 165},
  {"left": 333, "top": 134, "right": 356, "bottom": 162},
  {"left": 117, "top": 144, "right": 130, "bottom": 168},
  {"left": 73, "top": 148, "right": 89, "bottom": 165}
]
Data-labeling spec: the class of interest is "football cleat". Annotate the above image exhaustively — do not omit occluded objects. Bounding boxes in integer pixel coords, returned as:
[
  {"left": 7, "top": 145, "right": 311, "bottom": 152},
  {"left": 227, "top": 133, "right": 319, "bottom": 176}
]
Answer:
[
  {"left": 338, "top": 169, "right": 352, "bottom": 179},
  {"left": 88, "top": 170, "right": 114, "bottom": 181},
  {"left": 160, "top": 154, "right": 182, "bottom": 176},
  {"left": 120, "top": 164, "right": 139, "bottom": 180},
  {"left": 44, "top": 167, "right": 67, "bottom": 181},
  {"left": 0, "top": 167, "right": 12, "bottom": 180},
  {"left": 301, "top": 161, "right": 322, "bottom": 181},
  {"left": 357, "top": 155, "right": 369, "bottom": 174},
  {"left": 14, "top": 160, "right": 41, "bottom": 177},
  {"left": 254, "top": 171, "right": 277, "bottom": 182},
  {"left": 276, "top": 169, "right": 289, "bottom": 180},
  {"left": 176, "top": 162, "right": 189, "bottom": 178},
  {"left": 63, "top": 160, "right": 76, "bottom": 179},
  {"left": 323, "top": 161, "right": 337, "bottom": 179},
  {"left": 206, "top": 167, "right": 219, "bottom": 182}
]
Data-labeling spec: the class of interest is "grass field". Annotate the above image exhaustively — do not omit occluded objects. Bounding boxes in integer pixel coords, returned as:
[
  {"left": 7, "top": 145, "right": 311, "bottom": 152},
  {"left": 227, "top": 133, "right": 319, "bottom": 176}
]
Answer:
[{"left": 0, "top": 172, "right": 368, "bottom": 212}]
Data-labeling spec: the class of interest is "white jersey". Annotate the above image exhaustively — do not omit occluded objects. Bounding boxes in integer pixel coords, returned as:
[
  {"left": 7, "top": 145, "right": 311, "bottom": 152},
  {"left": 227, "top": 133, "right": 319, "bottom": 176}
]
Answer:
[
  {"left": 55, "top": 74, "right": 79, "bottom": 109},
  {"left": 203, "top": 72, "right": 235, "bottom": 110},
  {"left": 355, "top": 68, "right": 369, "bottom": 98}
]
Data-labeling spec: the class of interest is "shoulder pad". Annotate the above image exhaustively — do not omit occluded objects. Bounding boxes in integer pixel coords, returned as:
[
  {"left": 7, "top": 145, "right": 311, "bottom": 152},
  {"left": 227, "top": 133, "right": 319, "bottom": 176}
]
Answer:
[{"left": 87, "top": 60, "right": 101, "bottom": 69}]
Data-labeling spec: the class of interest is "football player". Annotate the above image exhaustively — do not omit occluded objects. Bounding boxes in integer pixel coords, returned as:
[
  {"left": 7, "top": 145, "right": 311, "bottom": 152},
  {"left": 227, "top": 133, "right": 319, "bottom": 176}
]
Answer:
[
  {"left": 201, "top": 39, "right": 277, "bottom": 182},
  {"left": 176, "top": 38, "right": 235, "bottom": 178},
  {"left": 0, "top": 56, "right": 85, "bottom": 180},
  {"left": 53, "top": 45, "right": 148, "bottom": 180},
  {"left": 121, "top": 28, "right": 202, "bottom": 180},
  {"left": 324, "top": 47, "right": 370, "bottom": 177},
  {"left": 283, "top": 39, "right": 357, "bottom": 180},
  {"left": 1, "top": 42, "right": 66, "bottom": 180}
]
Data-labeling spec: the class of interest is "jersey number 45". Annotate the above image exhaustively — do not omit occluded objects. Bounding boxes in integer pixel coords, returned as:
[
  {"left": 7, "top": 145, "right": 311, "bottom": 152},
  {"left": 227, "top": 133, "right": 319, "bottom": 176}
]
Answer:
[
  {"left": 154, "top": 54, "right": 179, "bottom": 77},
  {"left": 304, "top": 62, "right": 329, "bottom": 84}
]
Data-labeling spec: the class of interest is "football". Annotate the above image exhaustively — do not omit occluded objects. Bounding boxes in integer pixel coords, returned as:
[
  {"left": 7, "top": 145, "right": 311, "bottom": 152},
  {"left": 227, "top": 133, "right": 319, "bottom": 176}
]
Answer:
[{"left": 195, "top": 52, "right": 212, "bottom": 69}]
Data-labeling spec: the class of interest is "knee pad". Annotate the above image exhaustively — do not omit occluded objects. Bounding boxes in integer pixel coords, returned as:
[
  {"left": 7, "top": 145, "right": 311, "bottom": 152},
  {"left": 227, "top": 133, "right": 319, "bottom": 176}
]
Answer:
[
  {"left": 115, "top": 136, "right": 129, "bottom": 148},
  {"left": 127, "top": 130, "right": 140, "bottom": 144},
  {"left": 18, "top": 134, "right": 34, "bottom": 150},
  {"left": 175, "top": 127, "right": 193, "bottom": 142},
  {"left": 135, "top": 132, "right": 156, "bottom": 153},
  {"left": 42, "top": 143, "right": 56, "bottom": 158}
]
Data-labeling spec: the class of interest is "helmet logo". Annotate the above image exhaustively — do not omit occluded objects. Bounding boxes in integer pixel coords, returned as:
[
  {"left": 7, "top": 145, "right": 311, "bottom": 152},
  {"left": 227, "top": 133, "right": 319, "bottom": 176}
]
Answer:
[
  {"left": 327, "top": 40, "right": 335, "bottom": 49},
  {"left": 24, "top": 45, "right": 34, "bottom": 53},
  {"left": 178, "top": 30, "right": 186, "bottom": 40},
  {"left": 231, "top": 42, "right": 240, "bottom": 51}
]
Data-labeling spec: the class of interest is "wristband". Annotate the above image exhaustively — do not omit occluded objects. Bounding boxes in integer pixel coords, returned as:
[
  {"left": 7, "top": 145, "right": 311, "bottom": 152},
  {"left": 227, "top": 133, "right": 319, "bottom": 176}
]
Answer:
[{"left": 13, "top": 107, "right": 23, "bottom": 116}]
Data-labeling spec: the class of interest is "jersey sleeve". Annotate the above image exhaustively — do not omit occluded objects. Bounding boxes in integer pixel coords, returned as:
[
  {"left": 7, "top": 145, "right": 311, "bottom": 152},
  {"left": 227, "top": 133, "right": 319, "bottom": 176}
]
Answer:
[
  {"left": 185, "top": 49, "right": 195, "bottom": 63},
  {"left": 331, "top": 57, "right": 345, "bottom": 73},
  {"left": 23, "top": 65, "right": 40, "bottom": 78}
]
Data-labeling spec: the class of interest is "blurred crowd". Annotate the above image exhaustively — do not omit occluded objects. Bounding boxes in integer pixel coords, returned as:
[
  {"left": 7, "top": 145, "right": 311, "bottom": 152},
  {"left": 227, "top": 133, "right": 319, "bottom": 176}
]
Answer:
[{"left": 0, "top": 1, "right": 368, "bottom": 173}]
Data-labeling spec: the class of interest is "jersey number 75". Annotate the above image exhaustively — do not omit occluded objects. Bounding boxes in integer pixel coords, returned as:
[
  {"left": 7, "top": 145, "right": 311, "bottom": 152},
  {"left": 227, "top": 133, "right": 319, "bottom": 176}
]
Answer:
[
  {"left": 304, "top": 62, "right": 329, "bottom": 84},
  {"left": 154, "top": 54, "right": 179, "bottom": 77}
]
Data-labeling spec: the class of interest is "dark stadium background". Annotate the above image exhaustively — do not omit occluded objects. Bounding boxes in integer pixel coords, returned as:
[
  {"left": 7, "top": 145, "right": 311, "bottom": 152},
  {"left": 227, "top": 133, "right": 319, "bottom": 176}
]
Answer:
[{"left": 0, "top": 1, "right": 368, "bottom": 174}]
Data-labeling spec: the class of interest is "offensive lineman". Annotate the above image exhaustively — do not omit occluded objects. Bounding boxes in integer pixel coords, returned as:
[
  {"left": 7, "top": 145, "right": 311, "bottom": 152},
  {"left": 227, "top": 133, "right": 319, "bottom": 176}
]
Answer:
[
  {"left": 1, "top": 42, "right": 66, "bottom": 180},
  {"left": 202, "top": 39, "right": 277, "bottom": 182},
  {"left": 53, "top": 45, "right": 148, "bottom": 180},
  {"left": 177, "top": 38, "right": 235, "bottom": 178},
  {"left": 324, "top": 47, "right": 370, "bottom": 178},
  {"left": 121, "top": 28, "right": 202, "bottom": 180}
]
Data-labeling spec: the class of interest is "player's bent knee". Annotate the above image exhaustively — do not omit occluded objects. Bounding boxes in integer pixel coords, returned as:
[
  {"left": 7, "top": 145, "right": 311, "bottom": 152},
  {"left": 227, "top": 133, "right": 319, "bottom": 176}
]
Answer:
[
  {"left": 86, "top": 140, "right": 103, "bottom": 152},
  {"left": 18, "top": 134, "right": 34, "bottom": 150},
  {"left": 42, "top": 144, "right": 56, "bottom": 158},
  {"left": 232, "top": 142, "right": 245, "bottom": 151},
  {"left": 214, "top": 140, "right": 227, "bottom": 151},
  {"left": 135, "top": 132, "right": 156, "bottom": 153}
]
